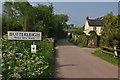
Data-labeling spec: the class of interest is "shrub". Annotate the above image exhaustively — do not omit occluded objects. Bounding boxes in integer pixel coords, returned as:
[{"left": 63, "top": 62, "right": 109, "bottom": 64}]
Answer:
[
  {"left": 88, "top": 31, "right": 97, "bottom": 39},
  {"left": 2, "top": 38, "right": 54, "bottom": 79},
  {"left": 88, "top": 31, "right": 98, "bottom": 47},
  {"left": 72, "top": 28, "right": 84, "bottom": 35},
  {"left": 77, "top": 34, "right": 88, "bottom": 47},
  {"left": 69, "top": 34, "right": 88, "bottom": 47}
]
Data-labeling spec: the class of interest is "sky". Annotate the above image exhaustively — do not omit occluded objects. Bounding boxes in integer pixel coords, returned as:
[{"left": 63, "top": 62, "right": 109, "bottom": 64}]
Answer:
[
  {"left": 0, "top": 0, "right": 120, "bottom": 2},
  {"left": 0, "top": 2, "right": 2, "bottom": 15},
  {"left": 29, "top": 2, "right": 118, "bottom": 27},
  {"left": 0, "top": 1, "right": 118, "bottom": 26}
]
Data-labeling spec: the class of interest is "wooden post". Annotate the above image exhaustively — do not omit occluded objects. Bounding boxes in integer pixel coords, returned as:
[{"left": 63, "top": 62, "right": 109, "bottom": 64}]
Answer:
[{"left": 114, "top": 46, "right": 118, "bottom": 56}]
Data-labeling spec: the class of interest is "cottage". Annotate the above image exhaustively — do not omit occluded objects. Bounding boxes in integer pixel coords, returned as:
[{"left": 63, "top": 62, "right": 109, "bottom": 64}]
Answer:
[{"left": 84, "top": 16, "right": 103, "bottom": 35}]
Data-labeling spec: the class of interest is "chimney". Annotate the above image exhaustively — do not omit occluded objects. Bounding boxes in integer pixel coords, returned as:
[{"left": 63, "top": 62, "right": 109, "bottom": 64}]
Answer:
[{"left": 86, "top": 16, "right": 89, "bottom": 20}]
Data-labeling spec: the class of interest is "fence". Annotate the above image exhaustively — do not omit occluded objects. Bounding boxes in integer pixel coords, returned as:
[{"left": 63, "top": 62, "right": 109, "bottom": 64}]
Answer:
[{"left": 101, "top": 46, "right": 120, "bottom": 56}]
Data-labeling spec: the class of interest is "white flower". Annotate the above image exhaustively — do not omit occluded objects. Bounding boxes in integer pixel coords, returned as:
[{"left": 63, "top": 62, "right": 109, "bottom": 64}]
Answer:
[
  {"left": 12, "top": 73, "right": 21, "bottom": 78},
  {"left": 40, "top": 71, "right": 43, "bottom": 74},
  {"left": 31, "top": 60, "right": 34, "bottom": 63},
  {"left": 35, "top": 57, "right": 39, "bottom": 61},
  {"left": 0, "top": 63, "right": 4, "bottom": 67},
  {"left": 8, "top": 66, "right": 11, "bottom": 69},
  {"left": 14, "top": 66, "right": 19, "bottom": 70},
  {"left": 35, "top": 61, "right": 41, "bottom": 64},
  {"left": 0, "top": 74, "right": 2, "bottom": 80},
  {"left": 15, "top": 53, "right": 23, "bottom": 57},
  {"left": 32, "top": 73, "right": 35, "bottom": 76},
  {"left": 44, "top": 65, "right": 48, "bottom": 69}
]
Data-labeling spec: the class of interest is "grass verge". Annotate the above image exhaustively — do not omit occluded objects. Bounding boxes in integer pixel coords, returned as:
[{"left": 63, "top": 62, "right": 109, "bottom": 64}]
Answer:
[{"left": 92, "top": 50, "right": 119, "bottom": 66}]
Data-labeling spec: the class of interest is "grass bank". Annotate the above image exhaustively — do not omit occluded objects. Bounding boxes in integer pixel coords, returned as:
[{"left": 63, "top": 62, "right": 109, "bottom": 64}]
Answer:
[{"left": 92, "top": 50, "right": 119, "bottom": 66}]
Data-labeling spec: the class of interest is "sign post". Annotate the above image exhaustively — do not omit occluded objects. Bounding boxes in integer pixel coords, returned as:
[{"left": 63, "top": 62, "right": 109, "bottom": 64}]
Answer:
[
  {"left": 8, "top": 31, "right": 42, "bottom": 53},
  {"left": 8, "top": 31, "right": 42, "bottom": 40},
  {"left": 114, "top": 46, "right": 118, "bottom": 56},
  {"left": 31, "top": 42, "right": 36, "bottom": 53}
]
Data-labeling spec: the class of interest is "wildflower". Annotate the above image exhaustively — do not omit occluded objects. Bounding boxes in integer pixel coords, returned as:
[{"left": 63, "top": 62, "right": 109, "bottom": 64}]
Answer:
[
  {"left": 12, "top": 73, "right": 21, "bottom": 79},
  {"left": 8, "top": 66, "right": 11, "bottom": 69}
]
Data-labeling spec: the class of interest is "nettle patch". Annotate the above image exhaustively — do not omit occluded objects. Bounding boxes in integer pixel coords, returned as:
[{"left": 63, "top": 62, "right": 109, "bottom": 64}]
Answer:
[{"left": 2, "top": 38, "right": 54, "bottom": 79}]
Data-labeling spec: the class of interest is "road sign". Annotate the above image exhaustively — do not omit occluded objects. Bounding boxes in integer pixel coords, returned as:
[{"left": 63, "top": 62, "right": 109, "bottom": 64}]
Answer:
[
  {"left": 8, "top": 31, "right": 42, "bottom": 40},
  {"left": 31, "top": 44, "right": 36, "bottom": 53}
]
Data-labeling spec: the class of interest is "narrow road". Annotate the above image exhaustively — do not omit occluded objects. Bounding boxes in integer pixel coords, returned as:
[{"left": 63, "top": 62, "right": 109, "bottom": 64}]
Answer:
[{"left": 55, "top": 39, "right": 118, "bottom": 78}]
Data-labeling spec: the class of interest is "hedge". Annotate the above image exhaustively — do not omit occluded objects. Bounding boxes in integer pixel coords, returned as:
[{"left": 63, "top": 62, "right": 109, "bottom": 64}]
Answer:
[{"left": 2, "top": 38, "right": 54, "bottom": 79}]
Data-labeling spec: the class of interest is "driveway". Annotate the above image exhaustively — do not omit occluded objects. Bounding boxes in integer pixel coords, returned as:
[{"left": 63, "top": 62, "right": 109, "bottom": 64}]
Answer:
[{"left": 55, "top": 39, "right": 118, "bottom": 78}]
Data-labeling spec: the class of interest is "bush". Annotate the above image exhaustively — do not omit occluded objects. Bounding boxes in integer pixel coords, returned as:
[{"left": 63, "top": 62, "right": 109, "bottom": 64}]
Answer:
[
  {"left": 88, "top": 31, "right": 98, "bottom": 48},
  {"left": 69, "top": 34, "right": 88, "bottom": 47},
  {"left": 69, "top": 38, "right": 77, "bottom": 45},
  {"left": 88, "top": 31, "right": 97, "bottom": 39},
  {"left": 78, "top": 34, "right": 88, "bottom": 47},
  {"left": 72, "top": 28, "right": 84, "bottom": 35},
  {"left": 2, "top": 38, "right": 54, "bottom": 79}
]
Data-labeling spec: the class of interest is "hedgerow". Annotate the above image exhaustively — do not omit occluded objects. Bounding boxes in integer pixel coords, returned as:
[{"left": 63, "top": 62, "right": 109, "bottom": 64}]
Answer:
[{"left": 2, "top": 37, "right": 54, "bottom": 79}]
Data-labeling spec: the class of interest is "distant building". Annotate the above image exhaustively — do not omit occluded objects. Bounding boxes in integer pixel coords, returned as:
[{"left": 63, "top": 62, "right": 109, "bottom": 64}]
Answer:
[{"left": 84, "top": 16, "right": 103, "bottom": 35}]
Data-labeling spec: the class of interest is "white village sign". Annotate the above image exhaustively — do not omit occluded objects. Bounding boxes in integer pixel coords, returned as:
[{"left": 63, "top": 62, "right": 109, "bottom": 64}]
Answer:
[
  {"left": 8, "top": 31, "right": 42, "bottom": 53},
  {"left": 8, "top": 31, "right": 42, "bottom": 40}
]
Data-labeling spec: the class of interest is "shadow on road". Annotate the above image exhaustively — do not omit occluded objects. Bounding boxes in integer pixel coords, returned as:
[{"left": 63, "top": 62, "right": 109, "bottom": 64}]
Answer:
[
  {"left": 54, "top": 49, "right": 63, "bottom": 78},
  {"left": 54, "top": 39, "right": 77, "bottom": 78},
  {"left": 57, "top": 64, "right": 78, "bottom": 68},
  {"left": 55, "top": 39, "right": 73, "bottom": 46}
]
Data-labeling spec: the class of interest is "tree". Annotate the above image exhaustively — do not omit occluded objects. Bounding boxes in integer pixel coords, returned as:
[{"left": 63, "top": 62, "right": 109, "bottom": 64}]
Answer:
[
  {"left": 0, "top": 14, "right": 2, "bottom": 36},
  {"left": 52, "top": 14, "right": 69, "bottom": 38},
  {"left": 100, "top": 12, "right": 119, "bottom": 47},
  {"left": 13, "top": 2, "right": 34, "bottom": 31},
  {"left": 2, "top": 1, "right": 69, "bottom": 39},
  {"left": 72, "top": 27, "right": 84, "bottom": 35}
]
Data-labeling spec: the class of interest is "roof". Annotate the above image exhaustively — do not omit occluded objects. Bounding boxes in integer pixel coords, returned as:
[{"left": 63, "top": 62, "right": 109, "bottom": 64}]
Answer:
[{"left": 87, "top": 18, "right": 103, "bottom": 26}]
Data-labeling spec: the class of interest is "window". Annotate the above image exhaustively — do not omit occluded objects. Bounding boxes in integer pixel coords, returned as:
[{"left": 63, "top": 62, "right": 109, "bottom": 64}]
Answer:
[{"left": 93, "top": 27, "right": 96, "bottom": 31}]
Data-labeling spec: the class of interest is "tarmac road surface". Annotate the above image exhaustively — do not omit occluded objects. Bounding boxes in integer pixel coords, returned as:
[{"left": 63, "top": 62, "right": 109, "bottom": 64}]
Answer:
[{"left": 55, "top": 39, "right": 118, "bottom": 78}]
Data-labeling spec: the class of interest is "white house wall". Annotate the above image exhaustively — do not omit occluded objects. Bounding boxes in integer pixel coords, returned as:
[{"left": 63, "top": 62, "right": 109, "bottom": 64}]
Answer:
[
  {"left": 89, "top": 26, "right": 102, "bottom": 35},
  {"left": 84, "top": 20, "right": 102, "bottom": 35},
  {"left": 84, "top": 20, "right": 90, "bottom": 35},
  {"left": 96, "top": 27, "right": 102, "bottom": 35},
  {"left": 89, "top": 27, "right": 93, "bottom": 32}
]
